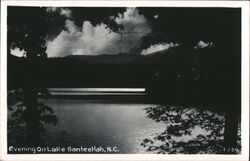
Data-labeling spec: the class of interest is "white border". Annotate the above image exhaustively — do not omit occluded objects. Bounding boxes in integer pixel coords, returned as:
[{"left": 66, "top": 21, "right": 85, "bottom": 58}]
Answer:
[{"left": 1, "top": 1, "right": 249, "bottom": 161}]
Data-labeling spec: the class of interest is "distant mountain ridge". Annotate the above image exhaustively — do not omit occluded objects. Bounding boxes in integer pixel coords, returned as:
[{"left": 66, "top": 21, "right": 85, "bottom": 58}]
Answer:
[
  {"left": 8, "top": 49, "right": 170, "bottom": 65},
  {"left": 8, "top": 45, "right": 240, "bottom": 92},
  {"left": 8, "top": 49, "right": 172, "bottom": 88},
  {"left": 50, "top": 52, "right": 143, "bottom": 64}
]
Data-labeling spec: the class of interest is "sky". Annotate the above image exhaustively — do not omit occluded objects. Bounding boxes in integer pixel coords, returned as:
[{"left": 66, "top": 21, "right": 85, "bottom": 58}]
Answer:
[
  {"left": 8, "top": 7, "right": 241, "bottom": 58},
  {"left": 46, "top": 7, "right": 154, "bottom": 57}
]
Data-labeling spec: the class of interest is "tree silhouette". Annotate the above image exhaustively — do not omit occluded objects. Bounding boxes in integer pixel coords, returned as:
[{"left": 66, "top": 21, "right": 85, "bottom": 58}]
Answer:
[
  {"left": 8, "top": 89, "right": 57, "bottom": 148},
  {"left": 104, "top": 15, "right": 149, "bottom": 42},
  {"left": 143, "top": 43, "right": 241, "bottom": 153},
  {"left": 7, "top": 7, "right": 57, "bottom": 146},
  {"left": 8, "top": 7, "right": 48, "bottom": 58},
  {"left": 141, "top": 105, "right": 241, "bottom": 154}
]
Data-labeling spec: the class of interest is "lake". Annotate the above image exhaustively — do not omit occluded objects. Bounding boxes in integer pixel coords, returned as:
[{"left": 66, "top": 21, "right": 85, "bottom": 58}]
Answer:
[
  {"left": 7, "top": 88, "right": 240, "bottom": 154},
  {"left": 42, "top": 98, "right": 165, "bottom": 153}
]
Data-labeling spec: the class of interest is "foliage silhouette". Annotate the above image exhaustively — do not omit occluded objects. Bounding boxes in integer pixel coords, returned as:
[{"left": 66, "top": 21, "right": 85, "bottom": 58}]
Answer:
[
  {"left": 8, "top": 89, "right": 58, "bottom": 148},
  {"left": 141, "top": 105, "right": 240, "bottom": 154},
  {"left": 7, "top": 7, "right": 54, "bottom": 148},
  {"left": 8, "top": 7, "right": 48, "bottom": 58},
  {"left": 7, "top": 7, "right": 241, "bottom": 154}
]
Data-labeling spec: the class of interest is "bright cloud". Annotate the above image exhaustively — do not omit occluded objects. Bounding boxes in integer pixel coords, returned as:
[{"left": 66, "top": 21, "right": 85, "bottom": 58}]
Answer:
[
  {"left": 46, "top": 8, "right": 152, "bottom": 57},
  {"left": 141, "top": 42, "right": 180, "bottom": 55},
  {"left": 194, "top": 40, "right": 214, "bottom": 49},
  {"left": 154, "top": 15, "right": 159, "bottom": 19},
  {"left": 59, "top": 8, "right": 72, "bottom": 18},
  {"left": 46, "top": 7, "right": 72, "bottom": 18},
  {"left": 10, "top": 47, "right": 26, "bottom": 57}
]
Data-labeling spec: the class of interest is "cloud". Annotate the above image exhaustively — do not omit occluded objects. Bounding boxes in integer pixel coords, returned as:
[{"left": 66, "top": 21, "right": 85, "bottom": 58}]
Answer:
[
  {"left": 154, "top": 15, "right": 159, "bottom": 19},
  {"left": 46, "top": 7, "right": 58, "bottom": 13},
  {"left": 114, "top": 8, "right": 151, "bottom": 34},
  {"left": 141, "top": 42, "right": 180, "bottom": 55},
  {"left": 46, "top": 8, "right": 152, "bottom": 57},
  {"left": 59, "top": 8, "right": 72, "bottom": 18},
  {"left": 46, "top": 7, "right": 72, "bottom": 18},
  {"left": 10, "top": 47, "right": 26, "bottom": 57},
  {"left": 194, "top": 40, "right": 214, "bottom": 49}
]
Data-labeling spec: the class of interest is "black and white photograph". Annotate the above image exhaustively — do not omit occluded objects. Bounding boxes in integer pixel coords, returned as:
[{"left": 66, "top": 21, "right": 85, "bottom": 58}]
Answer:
[{"left": 0, "top": 1, "right": 249, "bottom": 160}]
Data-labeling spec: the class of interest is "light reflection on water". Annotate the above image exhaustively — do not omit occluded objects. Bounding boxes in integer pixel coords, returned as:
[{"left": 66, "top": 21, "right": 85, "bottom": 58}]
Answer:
[
  {"left": 7, "top": 89, "right": 241, "bottom": 154},
  {"left": 48, "top": 88, "right": 146, "bottom": 92},
  {"left": 42, "top": 99, "right": 165, "bottom": 153},
  {"left": 8, "top": 96, "right": 241, "bottom": 154},
  {"left": 41, "top": 99, "right": 239, "bottom": 154}
]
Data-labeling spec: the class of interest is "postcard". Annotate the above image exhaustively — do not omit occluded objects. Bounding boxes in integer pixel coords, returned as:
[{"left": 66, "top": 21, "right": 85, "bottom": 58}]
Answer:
[{"left": 1, "top": 1, "right": 249, "bottom": 161}]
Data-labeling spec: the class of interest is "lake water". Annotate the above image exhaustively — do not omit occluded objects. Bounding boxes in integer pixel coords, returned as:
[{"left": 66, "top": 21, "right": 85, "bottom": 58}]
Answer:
[
  {"left": 42, "top": 98, "right": 165, "bottom": 153},
  {"left": 8, "top": 88, "right": 241, "bottom": 154}
]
